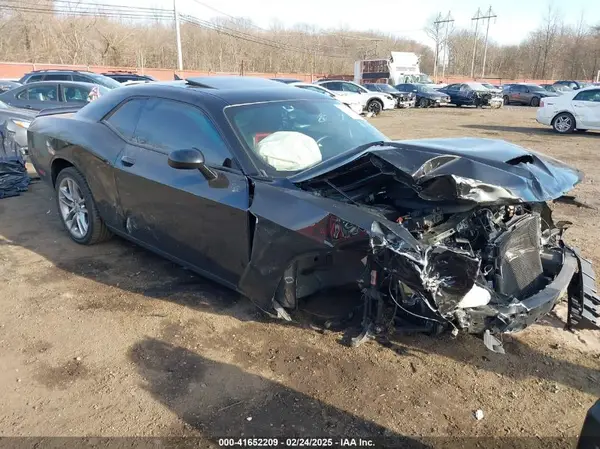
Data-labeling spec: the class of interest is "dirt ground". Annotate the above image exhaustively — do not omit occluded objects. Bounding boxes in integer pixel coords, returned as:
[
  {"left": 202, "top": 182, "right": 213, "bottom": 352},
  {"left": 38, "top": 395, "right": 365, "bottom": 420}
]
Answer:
[{"left": 1, "top": 106, "right": 599, "bottom": 447}]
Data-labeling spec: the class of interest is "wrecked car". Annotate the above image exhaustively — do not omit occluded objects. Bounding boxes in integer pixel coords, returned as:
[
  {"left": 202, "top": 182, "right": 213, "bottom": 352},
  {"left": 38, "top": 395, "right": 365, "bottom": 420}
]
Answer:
[
  {"left": 439, "top": 82, "right": 503, "bottom": 109},
  {"left": 26, "top": 77, "right": 600, "bottom": 350}
]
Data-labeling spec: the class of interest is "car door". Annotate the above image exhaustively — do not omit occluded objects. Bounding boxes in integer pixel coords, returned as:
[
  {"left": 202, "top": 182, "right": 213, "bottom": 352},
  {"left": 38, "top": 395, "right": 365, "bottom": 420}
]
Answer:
[
  {"left": 111, "top": 97, "right": 251, "bottom": 287},
  {"left": 571, "top": 89, "right": 600, "bottom": 129},
  {"left": 444, "top": 84, "right": 460, "bottom": 103},
  {"left": 61, "top": 83, "right": 94, "bottom": 107},
  {"left": 514, "top": 85, "right": 528, "bottom": 104},
  {"left": 8, "top": 84, "right": 61, "bottom": 110}
]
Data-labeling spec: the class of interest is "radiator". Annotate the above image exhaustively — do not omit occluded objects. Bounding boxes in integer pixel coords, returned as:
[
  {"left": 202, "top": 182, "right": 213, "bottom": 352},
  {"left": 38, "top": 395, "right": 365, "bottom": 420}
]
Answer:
[{"left": 495, "top": 214, "right": 544, "bottom": 299}]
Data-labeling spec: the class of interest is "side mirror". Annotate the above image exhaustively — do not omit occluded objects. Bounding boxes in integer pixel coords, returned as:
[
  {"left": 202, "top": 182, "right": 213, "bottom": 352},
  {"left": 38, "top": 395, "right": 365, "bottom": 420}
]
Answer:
[{"left": 168, "top": 148, "right": 218, "bottom": 181}]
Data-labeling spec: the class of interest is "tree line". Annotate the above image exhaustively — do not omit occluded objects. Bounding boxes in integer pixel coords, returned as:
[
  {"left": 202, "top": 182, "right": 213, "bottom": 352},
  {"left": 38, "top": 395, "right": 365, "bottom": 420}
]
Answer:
[{"left": 0, "top": 1, "right": 598, "bottom": 81}]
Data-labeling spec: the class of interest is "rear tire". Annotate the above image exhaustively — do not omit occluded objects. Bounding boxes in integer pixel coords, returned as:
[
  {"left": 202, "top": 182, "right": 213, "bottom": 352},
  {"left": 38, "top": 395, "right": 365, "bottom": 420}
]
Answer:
[
  {"left": 530, "top": 97, "right": 540, "bottom": 107},
  {"left": 503, "top": 95, "right": 509, "bottom": 105},
  {"left": 552, "top": 112, "right": 576, "bottom": 134},
  {"left": 55, "top": 167, "right": 112, "bottom": 245},
  {"left": 366, "top": 99, "right": 383, "bottom": 116},
  {"left": 418, "top": 97, "right": 428, "bottom": 108}
]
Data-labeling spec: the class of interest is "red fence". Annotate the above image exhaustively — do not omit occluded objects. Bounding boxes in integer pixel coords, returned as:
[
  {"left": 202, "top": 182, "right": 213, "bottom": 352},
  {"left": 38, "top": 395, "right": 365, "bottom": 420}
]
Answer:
[
  {"left": 0, "top": 61, "right": 558, "bottom": 85},
  {"left": 0, "top": 62, "right": 325, "bottom": 82}
]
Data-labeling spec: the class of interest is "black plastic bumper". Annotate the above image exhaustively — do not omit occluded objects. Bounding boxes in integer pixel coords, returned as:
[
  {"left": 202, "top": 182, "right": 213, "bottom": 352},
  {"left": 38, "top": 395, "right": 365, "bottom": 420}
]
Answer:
[{"left": 568, "top": 248, "right": 600, "bottom": 330}]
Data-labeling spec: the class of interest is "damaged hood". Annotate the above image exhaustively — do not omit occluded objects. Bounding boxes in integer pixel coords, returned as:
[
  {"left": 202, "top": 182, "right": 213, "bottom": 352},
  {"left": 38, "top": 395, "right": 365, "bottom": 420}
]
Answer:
[{"left": 293, "top": 138, "right": 583, "bottom": 204}]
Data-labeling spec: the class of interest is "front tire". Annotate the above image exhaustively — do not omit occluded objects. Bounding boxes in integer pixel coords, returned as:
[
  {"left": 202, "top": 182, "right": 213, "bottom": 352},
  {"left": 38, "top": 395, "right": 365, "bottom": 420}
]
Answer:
[
  {"left": 366, "top": 99, "right": 383, "bottom": 116},
  {"left": 503, "top": 96, "right": 509, "bottom": 105},
  {"left": 418, "top": 97, "right": 428, "bottom": 108},
  {"left": 552, "top": 112, "right": 576, "bottom": 134},
  {"left": 55, "top": 167, "right": 112, "bottom": 245}
]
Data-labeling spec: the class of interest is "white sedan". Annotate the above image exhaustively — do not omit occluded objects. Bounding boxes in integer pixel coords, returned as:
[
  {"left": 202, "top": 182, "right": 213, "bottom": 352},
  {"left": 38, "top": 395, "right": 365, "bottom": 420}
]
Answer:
[
  {"left": 536, "top": 86, "right": 600, "bottom": 133},
  {"left": 289, "top": 82, "right": 365, "bottom": 116}
]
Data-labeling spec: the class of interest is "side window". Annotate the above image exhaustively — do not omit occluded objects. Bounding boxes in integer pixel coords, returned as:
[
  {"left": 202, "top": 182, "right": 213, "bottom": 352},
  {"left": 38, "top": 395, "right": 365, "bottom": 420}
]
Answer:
[
  {"left": 574, "top": 89, "right": 600, "bottom": 102},
  {"left": 104, "top": 99, "right": 146, "bottom": 140},
  {"left": 322, "top": 82, "right": 341, "bottom": 91},
  {"left": 73, "top": 74, "right": 92, "bottom": 83},
  {"left": 459, "top": 84, "right": 469, "bottom": 92},
  {"left": 44, "top": 74, "right": 72, "bottom": 81},
  {"left": 27, "top": 75, "right": 44, "bottom": 83},
  {"left": 447, "top": 84, "right": 460, "bottom": 92},
  {"left": 133, "top": 99, "right": 231, "bottom": 166},
  {"left": 16, "top": 89, "right": 28, "bottom": 100},
  {"left": 63, "top": 85, "right": 91, "bottom": 102},
  {"left": 27, "top": 85, "right": 58, "bottom": 101},
  {"left": 341, "top": 83, "right": 362, "bottom": 93}
]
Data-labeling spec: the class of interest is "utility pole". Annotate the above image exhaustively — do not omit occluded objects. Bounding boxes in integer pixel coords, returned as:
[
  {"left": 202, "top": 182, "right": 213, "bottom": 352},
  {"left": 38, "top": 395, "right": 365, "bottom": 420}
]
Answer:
[
  {"left": 470, "top": 8, "right": 482, "bottom": 79},
  {"left": 431, "top": 13, "right": 442, "bottom": 82},
  {"left": 440, "top": 11, "right": 454, "bottom": 80},
  {"left": 174, "top": 0, "right": 183, "bottom": 71},
  {"left": 481, "top": 6, "right": 497, "bottom": 78},
  {"left": 433, "top": 12, "right": 454, "bottom": 82}
]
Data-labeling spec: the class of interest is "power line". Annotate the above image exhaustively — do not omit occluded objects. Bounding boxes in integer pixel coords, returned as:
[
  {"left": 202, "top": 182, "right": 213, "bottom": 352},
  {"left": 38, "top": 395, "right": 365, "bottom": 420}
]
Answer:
[
  {"left": 1, "top": 0, "right": 174, "bottom": 15},
  {"left": 0, "top": 5, "right": 174, "bottom": 20},
  {"left": 180, "top": 15, "right": 349, "bottom": 58}
]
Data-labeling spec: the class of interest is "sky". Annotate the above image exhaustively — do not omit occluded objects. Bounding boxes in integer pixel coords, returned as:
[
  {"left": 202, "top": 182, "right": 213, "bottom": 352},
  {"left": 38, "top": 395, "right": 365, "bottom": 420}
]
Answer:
[{"left": 135, "top": 0, "right": 599, "bottom": 47}]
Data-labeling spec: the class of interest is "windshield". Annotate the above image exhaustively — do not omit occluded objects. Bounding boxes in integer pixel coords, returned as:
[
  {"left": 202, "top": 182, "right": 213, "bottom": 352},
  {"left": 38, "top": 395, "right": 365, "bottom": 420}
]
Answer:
[
  {"left": 376, "top": 84, "right": 398, "bottom": 93},
  {"left": 226, "top": 99, "right": 388, "bottom": 176},
  {"left": 87, "top": 73, "right": 122, "bottom": 89},
  {"left": 417, "top": 85, "right": 437, "bottom": 94},
  {"left": 482, "top": 83, "right": 494, "bottom": 89},
  {"left": 466, "top": 82, "right": 489, "bottom": 91},
  {"left": 525, "top": 85, "right": 545, "bottom": 92}
]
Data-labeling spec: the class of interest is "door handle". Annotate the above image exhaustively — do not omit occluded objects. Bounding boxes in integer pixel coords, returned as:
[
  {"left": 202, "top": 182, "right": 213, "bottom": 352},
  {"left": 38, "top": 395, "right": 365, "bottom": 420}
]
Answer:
[
  {"left": 121, "top": 155, "right": 135, "bottom": 167},
  {"left": 24, "top": 105, "right": 32, "bottom": 109}
]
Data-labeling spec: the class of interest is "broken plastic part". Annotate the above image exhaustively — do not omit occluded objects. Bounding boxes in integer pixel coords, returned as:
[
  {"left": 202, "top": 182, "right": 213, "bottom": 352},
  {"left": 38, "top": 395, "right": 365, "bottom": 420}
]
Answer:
[{"left": 483, "top": 330, "right": 505, "bottom": 354}]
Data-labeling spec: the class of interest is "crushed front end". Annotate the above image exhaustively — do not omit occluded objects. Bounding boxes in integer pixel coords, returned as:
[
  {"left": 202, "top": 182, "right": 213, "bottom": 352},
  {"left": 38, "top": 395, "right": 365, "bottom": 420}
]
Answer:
[
  {"left": 294, "top": 141, "right": 600, "bottom": 349},
  {"left": 366, "top": 203, "right": 598, "bottom": 343}
]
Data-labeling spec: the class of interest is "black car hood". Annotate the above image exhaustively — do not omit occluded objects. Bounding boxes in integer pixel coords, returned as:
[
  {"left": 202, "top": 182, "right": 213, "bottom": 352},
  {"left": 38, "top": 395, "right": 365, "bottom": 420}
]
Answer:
[{"left": 293, "top": 138, "right": 583, "bottom": 204}]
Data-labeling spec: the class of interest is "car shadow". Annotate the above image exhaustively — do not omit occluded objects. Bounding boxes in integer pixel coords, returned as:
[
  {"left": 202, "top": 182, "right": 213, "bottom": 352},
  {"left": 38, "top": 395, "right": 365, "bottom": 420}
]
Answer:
[
  {"left": 462, "top": 124, "right": 599, "bottom": 137},
  {"left": 2, "top": 182, "right": 600, "bottom": 399},
  {"left": 129, "top": 337, "right": 430, "bottom": 448}
]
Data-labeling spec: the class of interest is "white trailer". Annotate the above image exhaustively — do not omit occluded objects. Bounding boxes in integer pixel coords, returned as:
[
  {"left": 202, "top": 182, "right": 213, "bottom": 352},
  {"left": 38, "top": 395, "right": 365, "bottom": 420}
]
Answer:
[{"left": 354, "top": 52, "right": 445, "bottom": 88}]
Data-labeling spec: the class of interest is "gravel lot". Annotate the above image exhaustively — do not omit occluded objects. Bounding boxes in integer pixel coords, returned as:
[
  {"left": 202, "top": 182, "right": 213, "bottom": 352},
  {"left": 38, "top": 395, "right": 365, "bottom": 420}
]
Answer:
[{"left": 1, "top": 105, "right": 599, "bottom": 446}]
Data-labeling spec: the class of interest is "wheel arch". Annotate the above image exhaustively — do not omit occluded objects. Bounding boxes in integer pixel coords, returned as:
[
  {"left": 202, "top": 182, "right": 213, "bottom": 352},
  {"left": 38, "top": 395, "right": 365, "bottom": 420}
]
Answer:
[{"left": 51, "top": 157, "right": 76, "bottom": 187}]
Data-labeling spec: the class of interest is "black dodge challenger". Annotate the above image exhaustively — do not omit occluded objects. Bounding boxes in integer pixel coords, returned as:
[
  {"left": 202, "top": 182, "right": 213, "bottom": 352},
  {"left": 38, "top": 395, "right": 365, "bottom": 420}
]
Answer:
[{"left": 27, "top": 76, "right": 599, "bottom": 350}]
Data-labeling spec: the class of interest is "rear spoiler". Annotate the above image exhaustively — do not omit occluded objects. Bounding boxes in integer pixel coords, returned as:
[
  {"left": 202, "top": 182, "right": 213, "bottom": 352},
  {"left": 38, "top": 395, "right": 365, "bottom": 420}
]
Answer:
[{"left": 36, "top": 106, "right": 83, "bottom": 117}]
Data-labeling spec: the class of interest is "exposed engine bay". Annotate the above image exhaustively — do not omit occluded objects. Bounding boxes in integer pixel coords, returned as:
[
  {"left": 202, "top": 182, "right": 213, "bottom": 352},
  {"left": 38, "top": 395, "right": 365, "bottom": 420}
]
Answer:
[{"left": 296, "top": 148, "right": 600, "bottom": 351}]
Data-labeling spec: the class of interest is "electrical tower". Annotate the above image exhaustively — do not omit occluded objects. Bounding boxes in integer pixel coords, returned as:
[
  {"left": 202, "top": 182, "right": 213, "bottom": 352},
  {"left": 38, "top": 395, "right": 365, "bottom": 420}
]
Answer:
[
  {"left": 433, "top": 12, "right": 454, "bottom": 82},
  {"left": 470, "top": 6, "right": 497, "bottom": 79}
]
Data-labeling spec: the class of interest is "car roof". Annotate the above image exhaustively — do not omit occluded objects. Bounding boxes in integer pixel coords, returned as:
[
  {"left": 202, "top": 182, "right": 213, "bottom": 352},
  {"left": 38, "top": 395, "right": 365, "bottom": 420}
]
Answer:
[
  {"left": 17, "top": 80, "right": 102, "bottom": 87},
  {"left": 186, "top": 76, "right": 283, "bottom": 89},
  {"left": 25, "top": 70, "right": 95, "bottom": 75},
  {"left": 114, "top": 77, "right": 332, "bottom": 105},
  {"left": 270, "top": 78, "right": 302, "bottom": 83}
]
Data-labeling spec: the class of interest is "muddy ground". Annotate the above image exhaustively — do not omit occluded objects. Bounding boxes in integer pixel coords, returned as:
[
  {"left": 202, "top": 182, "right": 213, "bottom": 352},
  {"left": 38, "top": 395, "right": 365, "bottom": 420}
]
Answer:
[{"left": 0, "top": 106, "right": 599, "bottom": 447}]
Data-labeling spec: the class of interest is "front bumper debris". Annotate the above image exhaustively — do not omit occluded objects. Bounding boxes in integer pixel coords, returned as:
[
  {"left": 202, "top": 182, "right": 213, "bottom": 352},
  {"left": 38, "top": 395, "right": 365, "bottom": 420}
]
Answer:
[{"left": 568, "top": 248, "right": 600, "bottom": 329}]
